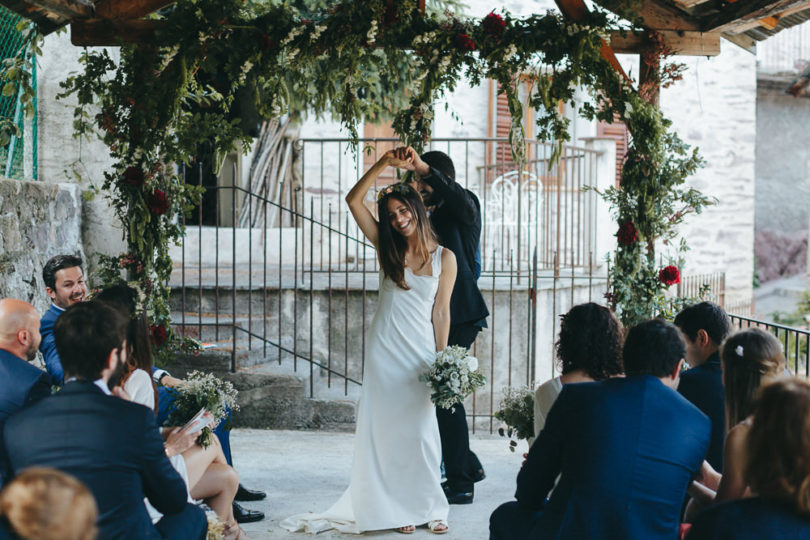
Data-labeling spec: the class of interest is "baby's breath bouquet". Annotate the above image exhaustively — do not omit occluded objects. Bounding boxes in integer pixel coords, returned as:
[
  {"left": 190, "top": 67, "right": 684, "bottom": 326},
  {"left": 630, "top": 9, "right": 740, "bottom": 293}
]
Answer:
[
  {"left": 494, "top": 386, "right": 535, "bottom": 452},
  {"left": 420, "top": 345, "right": 486, "bottom": 409},
  {"left": 164, "top": 371, "right": 239, "bottom": 448}
]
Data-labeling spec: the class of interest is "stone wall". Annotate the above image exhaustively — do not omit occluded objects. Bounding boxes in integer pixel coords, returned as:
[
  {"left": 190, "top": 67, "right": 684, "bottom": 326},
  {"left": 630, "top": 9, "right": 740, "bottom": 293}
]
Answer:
[
  {"left": 754, "top": 87, "right": 810, "bottom": 282},
  {"left": 0, "top": 178, "right": 84, "bottom": 313}
]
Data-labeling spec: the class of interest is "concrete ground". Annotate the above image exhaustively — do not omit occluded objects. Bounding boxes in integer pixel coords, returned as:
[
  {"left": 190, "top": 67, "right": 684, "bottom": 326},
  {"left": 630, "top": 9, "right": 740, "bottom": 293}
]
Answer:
[{"left": 230, "top": 429, "right": 524, "bottom": 539}]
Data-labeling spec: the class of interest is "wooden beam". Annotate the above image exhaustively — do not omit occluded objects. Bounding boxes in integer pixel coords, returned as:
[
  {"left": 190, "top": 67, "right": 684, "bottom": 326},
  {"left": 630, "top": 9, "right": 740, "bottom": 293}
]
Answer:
[
  {"left": 758, "top": 15, "right": 781, "bottom": 29},
  {"left": 93, "top": 0, "right": 175, "bottom": 21},
  {"left": 595, "top": 0, "right": 701, "bottom": 30},
  {"left": 702, "top": 0, "right": 810, "bottom": 33},
  {"left": 0, "top": 0, "right": 66, "bottom": 33},
  {"left": 721, "top": 31, "right": 757, "bottom": 53},
  {"left": 71, "top": 19, "right": 164, "bottom": 46},
  {"left": 609, "top": 30, "right": 721, "bottom": 56},
  {"left": 672, "top": 0, "right": 712, "bottom": 9},
  {"left": 25, "top": 0, "right": 92, "bottom": 20}
]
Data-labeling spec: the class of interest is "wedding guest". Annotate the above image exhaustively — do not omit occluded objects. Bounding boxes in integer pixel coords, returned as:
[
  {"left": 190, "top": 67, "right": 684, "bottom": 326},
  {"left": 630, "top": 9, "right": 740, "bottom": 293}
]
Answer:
[
  {"left": 534, "top": 302, "right": 623, "bottom": 437},
  {"left": 96, "top": 285, "right": 248, "bottom": 540},
  {"left": 402, "top": 146, "right": 488, "bottom": 505},
  {"left": 674, "top": 302, "right": 731, "bottom": 471},
  {"left": 39, "top": 254, "right": 87, "bottom": 385},
  {"left": 685, "top": 328, "right": 785, "bottom": 518},
  {"left": 2, "top": 301, "right": 206, "bottom": 540},
  {"left": 687, "top": 378, "right": 810, "bottom": 539},
  {"left": 490, "top": 319, "right": 710, "bottom": 540},
  {"left": 37, "top": 255, "right": 265, "bottom": 523},
  {"left": 0, "top": 299, "right": 50, "bottom": 487},
  {"left": 0, "top": 467, "right": 97, "bottom": 540}
]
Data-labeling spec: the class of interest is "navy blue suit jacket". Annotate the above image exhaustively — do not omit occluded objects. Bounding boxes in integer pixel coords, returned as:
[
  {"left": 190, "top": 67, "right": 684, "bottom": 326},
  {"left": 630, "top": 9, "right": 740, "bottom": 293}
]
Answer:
[
  {"left": 518, "top": 376, "right": 711, "bottom": 540},
  {"left": 677, "top": 352, "right": 725, "bottom": 471},
  {"left": 687, "top": 497, "right": 810, "bottom": 539},
  {"left": 0, "top": 348, "right": 50, "bottom": 485},
  {"left": 424, "top": 166, "right": 489, "bottom": 327},
  {"left": 38, "top": 304, "right": 64, "bottom": 385},
  {"left": 2, "top": 381, "right": 188, "bottom": 540}
]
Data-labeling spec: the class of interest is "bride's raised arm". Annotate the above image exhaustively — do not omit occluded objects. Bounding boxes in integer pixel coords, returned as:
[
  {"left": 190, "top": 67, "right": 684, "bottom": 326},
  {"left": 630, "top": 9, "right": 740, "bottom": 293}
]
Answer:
[{"left": 345, "top": 150, "right": 410, "bottom": 247}]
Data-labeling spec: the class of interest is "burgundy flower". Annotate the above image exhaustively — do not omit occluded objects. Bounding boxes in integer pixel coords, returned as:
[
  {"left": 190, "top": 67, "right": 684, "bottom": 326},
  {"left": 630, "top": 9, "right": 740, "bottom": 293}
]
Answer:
[
  {"left": 659, "top": 265, "right": 681, "bottom": 287},
  {"left": 122, "top": 166, "right": 144, "bottom": 187},
  {"left": 147, "top": 189, "right": 169, "bottom": 215},
  {"left": 616, "top": 221, "right": 638, "bottom": 245},
  {"left": 256, "top": 32, "right": 274, "bottom": 51},
  {"left": 151, "top": 324, "right": 168, "bottom": 348},
  {"left": 483, "top": 11, "right": 506, "bottom": 37},
  {"left": 455, "top": 33, "right": 475, "bottom": 51}
]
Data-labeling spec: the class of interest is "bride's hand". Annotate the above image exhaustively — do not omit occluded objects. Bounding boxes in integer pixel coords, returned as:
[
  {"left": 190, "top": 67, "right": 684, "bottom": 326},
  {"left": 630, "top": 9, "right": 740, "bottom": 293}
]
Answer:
[{"left": 383, "top": 148, "right": 414, "bottom": 170}]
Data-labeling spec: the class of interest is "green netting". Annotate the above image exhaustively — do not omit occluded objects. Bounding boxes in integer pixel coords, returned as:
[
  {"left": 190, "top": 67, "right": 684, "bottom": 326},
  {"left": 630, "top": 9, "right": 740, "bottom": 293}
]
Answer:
[{"left": 0, "top": 5, "right": 36, "bottom": 180}]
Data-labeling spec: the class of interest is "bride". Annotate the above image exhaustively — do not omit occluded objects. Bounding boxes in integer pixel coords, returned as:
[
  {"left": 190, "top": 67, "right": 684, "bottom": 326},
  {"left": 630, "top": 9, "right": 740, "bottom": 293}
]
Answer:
[{"left": 281, "top": 150, "right": 455, "bottom": 535}]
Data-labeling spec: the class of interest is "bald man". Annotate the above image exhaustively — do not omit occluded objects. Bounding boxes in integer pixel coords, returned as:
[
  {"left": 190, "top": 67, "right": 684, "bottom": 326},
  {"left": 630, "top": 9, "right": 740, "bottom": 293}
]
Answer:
[{"left": 0, "top": 298, "right": 51, "bottom": 486}]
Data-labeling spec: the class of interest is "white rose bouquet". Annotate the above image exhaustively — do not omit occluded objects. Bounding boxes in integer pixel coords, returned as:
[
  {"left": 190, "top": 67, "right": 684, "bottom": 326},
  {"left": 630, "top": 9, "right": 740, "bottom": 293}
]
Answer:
[{"left": 420, "top": 345, "right": 486, "bottom": 409}]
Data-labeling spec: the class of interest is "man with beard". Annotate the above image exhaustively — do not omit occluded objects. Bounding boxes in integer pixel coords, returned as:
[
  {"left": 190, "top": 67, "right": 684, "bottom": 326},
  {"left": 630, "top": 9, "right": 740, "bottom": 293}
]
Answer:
[
  {"left": 2, "top": 301, "right": 207, "bottom": 540},
  {"left": 398, "top": 146, "right": 489, "bottom": 505},
  {"left": 39, "top": 254, "right": 88, "bottom": 385},
  {"left": 0, "top": 299, "right": 51, "bottom": 487}
]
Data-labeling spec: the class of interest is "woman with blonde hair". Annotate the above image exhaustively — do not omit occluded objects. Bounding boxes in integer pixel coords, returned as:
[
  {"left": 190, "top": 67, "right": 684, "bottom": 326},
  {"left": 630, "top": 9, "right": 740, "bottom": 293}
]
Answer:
[
  {"left": 687, "top": 378, "right": 810, "bottom": 538},
  {"left": 686, "top": 328, "right": 785, "bottom": 516},
  {"left": 0, "top": 467, "right": 97, "bottom": 540}
]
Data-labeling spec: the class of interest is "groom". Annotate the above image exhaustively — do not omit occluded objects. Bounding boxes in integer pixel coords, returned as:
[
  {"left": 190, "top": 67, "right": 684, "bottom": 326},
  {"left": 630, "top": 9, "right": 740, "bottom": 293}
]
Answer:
[{"left": 398, "top": 146, "right": 489, "bottom": 504}]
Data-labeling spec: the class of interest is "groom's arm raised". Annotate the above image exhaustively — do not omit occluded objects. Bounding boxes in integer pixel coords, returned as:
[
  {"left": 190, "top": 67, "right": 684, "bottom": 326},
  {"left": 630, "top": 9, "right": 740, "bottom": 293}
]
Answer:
[{"left": 345, "top": 150, "right": 408, "bottom": 247}]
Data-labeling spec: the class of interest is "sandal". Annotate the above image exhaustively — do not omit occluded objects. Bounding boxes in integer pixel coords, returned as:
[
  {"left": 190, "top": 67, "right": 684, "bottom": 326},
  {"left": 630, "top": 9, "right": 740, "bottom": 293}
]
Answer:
[
  {"left": 396, "top": 525, "right": 415, "bottom": 534},
  {"left": 428, "top": 520, "right": 449, "bottom": 534}
]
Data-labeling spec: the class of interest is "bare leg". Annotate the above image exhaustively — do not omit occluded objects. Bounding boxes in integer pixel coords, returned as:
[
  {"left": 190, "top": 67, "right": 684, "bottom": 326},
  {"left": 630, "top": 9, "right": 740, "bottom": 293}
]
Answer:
[{"left": 183, "top": 436, "right": 228, "bottom": 491}]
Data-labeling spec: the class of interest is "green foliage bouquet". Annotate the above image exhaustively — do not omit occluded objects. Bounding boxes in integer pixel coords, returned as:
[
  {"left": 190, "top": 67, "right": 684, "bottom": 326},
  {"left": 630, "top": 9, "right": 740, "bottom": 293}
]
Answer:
[
  {"left": 494, "top": 386, "right": 535, "bottom": 452},
  {"left": 420, "top": 345, "right": 486, "bottom": 409},
  {"left": 164, "top": 371, "right": 239, "bottom": 448}
]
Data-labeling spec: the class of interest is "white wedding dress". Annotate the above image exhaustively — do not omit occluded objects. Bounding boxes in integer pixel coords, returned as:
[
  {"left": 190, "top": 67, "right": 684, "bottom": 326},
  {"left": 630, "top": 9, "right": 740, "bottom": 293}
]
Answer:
[{"left": 281, "top": 247, "right": 450, "bottom": 534}]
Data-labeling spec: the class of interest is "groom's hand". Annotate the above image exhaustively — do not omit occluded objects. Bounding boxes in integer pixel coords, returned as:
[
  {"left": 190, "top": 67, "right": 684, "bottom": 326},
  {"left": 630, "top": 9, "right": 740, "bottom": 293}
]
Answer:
[
  {"left": 393, "top": 146, "right": 431, "bottom": 177},
  {"left": 382, "top": 148, "right": 412, "bottom": 169}
]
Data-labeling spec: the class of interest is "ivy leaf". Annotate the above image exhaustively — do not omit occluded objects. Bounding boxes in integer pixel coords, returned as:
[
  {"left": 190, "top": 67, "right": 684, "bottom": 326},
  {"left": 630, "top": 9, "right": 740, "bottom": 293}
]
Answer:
[{"left": 2, "top": 82, "right": 16, "bottom": 98}]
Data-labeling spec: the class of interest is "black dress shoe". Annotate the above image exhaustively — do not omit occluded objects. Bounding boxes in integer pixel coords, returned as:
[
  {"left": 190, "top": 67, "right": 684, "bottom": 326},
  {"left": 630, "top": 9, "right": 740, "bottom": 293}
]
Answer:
[
  {"left": 235, "top": 484, "right": 266, "bottom": 501},
  {"left": 233, "top": 502, "right": 265, "bottom": 523},
  {"left": 442, "top": 483, "right": 474, "bottom": 504},
  {"left": 473, "top": 468, "right": 486, "bottom": 483}
]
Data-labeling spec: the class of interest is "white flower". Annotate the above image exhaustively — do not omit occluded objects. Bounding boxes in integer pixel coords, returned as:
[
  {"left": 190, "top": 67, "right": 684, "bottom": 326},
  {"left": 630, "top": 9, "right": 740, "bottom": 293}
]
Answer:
[
  {"left": 467, "top": 356, "right": 478, "bottom": 372},
  {"left": 367, "top": 20, "right": 378, "bottom": 43},
  {"left": 735, "top": 345, "right": 744, "bottom": 357},
  {"left": 287, "top": 48, "right": 299, "bottom": 61},
  {"left": 450, "top": 372, "right": 460, "bottom": 381},
  {"left": 311, "top": 24, "right": 327, "bottom": 42}
]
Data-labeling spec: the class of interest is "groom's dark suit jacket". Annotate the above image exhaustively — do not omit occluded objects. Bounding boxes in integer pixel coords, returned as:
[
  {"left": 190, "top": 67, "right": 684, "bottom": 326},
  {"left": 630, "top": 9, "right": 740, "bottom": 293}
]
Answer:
[
  {"left": 423, "top": 167, "right": 489, "bottom": 327},
  {"left": 3, "top": 381, "right": 191, "bottom": 540},
  {"left": 0, "top": 348, "right": 50, "bottom": 486}
]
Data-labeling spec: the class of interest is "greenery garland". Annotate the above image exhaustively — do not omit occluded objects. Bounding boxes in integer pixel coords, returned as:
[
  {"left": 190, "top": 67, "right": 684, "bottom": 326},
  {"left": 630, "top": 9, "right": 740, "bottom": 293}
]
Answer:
[{"left": 0, "top": 0, "right": 713, "bottom": 356}]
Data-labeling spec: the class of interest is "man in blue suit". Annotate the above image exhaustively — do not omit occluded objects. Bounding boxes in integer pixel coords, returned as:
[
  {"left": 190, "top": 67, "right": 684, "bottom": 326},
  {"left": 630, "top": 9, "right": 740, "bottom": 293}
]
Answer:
[
  {"left": 38, "top": 254, "right": 265, "bottom": 522},
  {"left": 0, "top": 299, "right": 51, "bottom": 486},
  {"left": 674, "top": 302, "right": 730, "bottom": 472},
  {"left": 4, "top": 301, "right": 206, "bottom": 540},
  {"left": 490, "top": 319, "right": 711, "bottom": 540}
]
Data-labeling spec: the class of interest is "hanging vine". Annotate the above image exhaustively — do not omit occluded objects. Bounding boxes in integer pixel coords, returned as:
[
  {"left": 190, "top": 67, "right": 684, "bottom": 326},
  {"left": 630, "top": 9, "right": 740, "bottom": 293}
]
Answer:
[{"left": 4, "top": 0, "right": 710, "bottom": 358}]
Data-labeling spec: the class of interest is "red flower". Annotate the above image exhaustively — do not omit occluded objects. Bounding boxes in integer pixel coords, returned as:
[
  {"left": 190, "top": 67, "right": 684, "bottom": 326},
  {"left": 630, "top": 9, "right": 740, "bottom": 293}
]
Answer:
[
  {"left": 147, "top": 189, "right": 169, "bottom": 215},
  {"left": 122, "top": 166, "right": 144, "bottom": 187},
  {"left": 256, "top": 32, "right": 274, "bottom": 51},
  {"left": 455, "top": 33, "right": 475, "bottom": 51},
  {"left": 616, "top": 221, "right": 638, "bottom": 245},
  {"left": 151, "top": 324, "right": 168, "bottom": 347},
  {"left": 659, "top": 265, "right": 681, "bottom": 287},
  {"left": 483, "top": 11, "right": 506, "bottom": 36}
]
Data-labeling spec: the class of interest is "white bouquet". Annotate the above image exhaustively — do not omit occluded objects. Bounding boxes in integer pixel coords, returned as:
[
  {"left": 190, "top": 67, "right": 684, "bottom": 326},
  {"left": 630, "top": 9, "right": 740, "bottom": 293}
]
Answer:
[{"left": 420, "top": 345, "right": 486, "bottom": 409}]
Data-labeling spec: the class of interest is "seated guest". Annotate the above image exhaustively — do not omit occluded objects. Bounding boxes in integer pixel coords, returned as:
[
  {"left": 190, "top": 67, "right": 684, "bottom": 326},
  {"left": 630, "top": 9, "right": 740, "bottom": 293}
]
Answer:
[
  {"left": 687, "top": 378, "right": 810, "bottom": 539},
  {"left": 686, "top": 328, "right": 785, "bottom": 517},
  {"left": 96, "top": 285, "right": 249, "bottom": 540},
  {"left": 534, "top": 302, "right": 623, "bottom": 437},
  {"left": 0, "top": 467, "right": 97, "bottom": 540},
  {"left": 2, "top": 301, "right": 207, "bottom": 540},
  {"left": 0, "top": 299, "right": 51, "bottom": 486},
  {"left": 674, "top": 302, "right": 731, "bottom": 472},
  {"left": 37, "top": 255, "right": 265, "bottom": 523},
  {"left": 490, "top": 319, "right": 710, "bottom": 540},
  {"left": 39, "top": 254, "right": 87, "bottom": 385}
]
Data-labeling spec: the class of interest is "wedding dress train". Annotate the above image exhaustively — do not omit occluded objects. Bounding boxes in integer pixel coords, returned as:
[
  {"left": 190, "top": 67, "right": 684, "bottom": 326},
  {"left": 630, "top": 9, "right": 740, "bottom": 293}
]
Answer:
[{"left": 281, "top": 247, "right": 450, "bottom": 534}]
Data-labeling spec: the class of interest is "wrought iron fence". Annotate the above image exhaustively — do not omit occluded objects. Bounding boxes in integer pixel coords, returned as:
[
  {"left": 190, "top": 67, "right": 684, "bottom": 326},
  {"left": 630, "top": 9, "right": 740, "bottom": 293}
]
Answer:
[
  {"left": 170, "top": 137, "right": 610, "bottom": 432},
  {"left": 729, "top": 314, "right": 810, "bottom": 377}
]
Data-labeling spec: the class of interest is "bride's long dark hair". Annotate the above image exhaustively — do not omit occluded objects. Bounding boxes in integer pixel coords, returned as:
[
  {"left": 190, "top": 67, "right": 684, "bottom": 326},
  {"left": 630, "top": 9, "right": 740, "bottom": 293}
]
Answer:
[{"left": 377, "top": 184, "right": 436, "bottom": 290}]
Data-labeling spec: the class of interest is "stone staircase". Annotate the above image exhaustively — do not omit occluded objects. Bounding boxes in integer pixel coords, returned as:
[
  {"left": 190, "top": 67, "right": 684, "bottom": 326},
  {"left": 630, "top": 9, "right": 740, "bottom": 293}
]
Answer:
[{"left": 166, "top": 312, "right": 359, "bottom": 432}]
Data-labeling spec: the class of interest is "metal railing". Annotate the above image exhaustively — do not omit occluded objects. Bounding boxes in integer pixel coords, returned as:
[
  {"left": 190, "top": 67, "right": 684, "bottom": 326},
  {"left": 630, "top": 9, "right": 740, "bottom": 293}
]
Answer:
[
  {"left": 729, "top": 314, "right": 810, "bottom": 377},
  {"left": 170, "top": 137, "right": 609, "bottom": 432}
]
